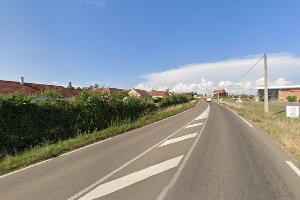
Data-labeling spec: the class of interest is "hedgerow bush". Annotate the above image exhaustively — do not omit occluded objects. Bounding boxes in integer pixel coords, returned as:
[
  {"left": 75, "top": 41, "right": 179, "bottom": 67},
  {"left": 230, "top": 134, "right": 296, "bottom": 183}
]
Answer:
[
  {"left": 0, "top": 91, "right": 158, "bottom": 158},
  {"left": 159, "top": 93, "right": 193, "bottom": 108}
]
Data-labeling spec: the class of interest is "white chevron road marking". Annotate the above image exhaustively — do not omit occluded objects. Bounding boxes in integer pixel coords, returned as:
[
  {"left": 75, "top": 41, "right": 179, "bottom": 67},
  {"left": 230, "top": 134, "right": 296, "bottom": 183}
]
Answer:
[
  {"left": 79, "top": 155, "right": 184, "bottom": 200},
  {"left": 159, "top": 133, "right": 198, "bottom": 147}
]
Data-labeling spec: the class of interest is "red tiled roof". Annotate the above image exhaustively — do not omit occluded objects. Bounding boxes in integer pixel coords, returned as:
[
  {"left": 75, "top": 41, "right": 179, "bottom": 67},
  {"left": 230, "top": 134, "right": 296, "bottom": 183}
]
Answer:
[
  {"left": 290, "top": 90, "right": 300, "bottom": 92},
  {"left": 0, "top": 80, "right": 80, "bottom": 98},
  {"left": 148, "top": 91, "right": 166, "bottom": 97},
  {"left": 60, "top": 90, "right": 81, "bottom": 98},
  {"left": 212, "top": 89, "right": 226, "bottom": 94},
  {"left": 0, "top": 80, "right": 38, "bottom": 95}
]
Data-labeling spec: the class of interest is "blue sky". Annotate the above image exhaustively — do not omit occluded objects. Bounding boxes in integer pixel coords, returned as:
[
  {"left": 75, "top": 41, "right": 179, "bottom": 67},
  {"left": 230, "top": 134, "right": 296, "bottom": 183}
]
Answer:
[{"left": 0, "top": 0, "right": 299, "bottom": 92}]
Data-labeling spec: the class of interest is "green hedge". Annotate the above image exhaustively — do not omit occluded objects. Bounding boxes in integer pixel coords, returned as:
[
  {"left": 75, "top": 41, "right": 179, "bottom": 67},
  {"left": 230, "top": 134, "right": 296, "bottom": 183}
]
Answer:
[
  {"left": 0, "top": 91, "right": 157, "bottom": 158},
  {"left": 0, "top": 91, "right": 193, "bottom": 158},
  {"left": 159, "top": 94, "right": 193, "bottom": 108}
]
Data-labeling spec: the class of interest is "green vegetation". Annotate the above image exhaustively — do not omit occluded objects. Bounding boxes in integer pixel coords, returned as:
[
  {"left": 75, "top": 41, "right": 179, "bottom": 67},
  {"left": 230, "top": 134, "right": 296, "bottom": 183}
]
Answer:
[
  {"left": 43, "top": 89, "right": 62, "bottom": 99},
  {"left": 158, "top": 93, "right": 193, "bottom": 108},
  {"left": 286, "top": 95, "right": 297, "bottom": 102},
  {"left": 0, "top": 91, "right": 158, "bottom": 158},
  {"left": 221, "top": 102, "right": 300, "bottom": 163},
  {"left": 0, "top": 100, "right": 197, "bottom": 175}
]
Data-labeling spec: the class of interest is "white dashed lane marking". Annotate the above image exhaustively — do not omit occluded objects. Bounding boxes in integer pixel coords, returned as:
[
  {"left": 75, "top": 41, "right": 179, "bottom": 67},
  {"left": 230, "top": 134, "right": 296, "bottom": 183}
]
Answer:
[
  {"left": 79, "top": 155, "right": 184, "bottom": 200},
  {"left": 159, "top": 133, "right": 198, "bottom": 147}
]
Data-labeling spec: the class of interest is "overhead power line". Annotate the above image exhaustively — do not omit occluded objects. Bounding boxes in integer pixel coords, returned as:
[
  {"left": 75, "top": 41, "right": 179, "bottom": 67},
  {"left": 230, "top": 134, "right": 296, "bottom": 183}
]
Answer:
[{"left": 235, "top": 55, "right": 265, "bottom": 83}]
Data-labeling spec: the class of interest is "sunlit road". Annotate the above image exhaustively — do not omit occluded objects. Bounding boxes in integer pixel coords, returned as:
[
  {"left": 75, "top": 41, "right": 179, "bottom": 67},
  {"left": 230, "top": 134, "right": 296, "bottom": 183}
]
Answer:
[{"left": 0, "top": 101, "right": 299, "bottom": 200}]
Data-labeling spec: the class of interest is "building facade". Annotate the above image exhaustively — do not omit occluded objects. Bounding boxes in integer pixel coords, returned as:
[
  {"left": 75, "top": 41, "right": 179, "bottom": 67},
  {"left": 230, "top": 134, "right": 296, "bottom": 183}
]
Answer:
[
  {"left": 256, "top": 85, "right": 300, "bottom": 102},
  {"left": 212, "top": 89, "right": 227, "bottom": 98}
]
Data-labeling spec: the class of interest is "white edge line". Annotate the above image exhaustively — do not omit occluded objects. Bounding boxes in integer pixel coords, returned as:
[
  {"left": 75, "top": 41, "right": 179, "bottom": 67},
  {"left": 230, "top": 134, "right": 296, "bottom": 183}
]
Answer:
[
  {"left": 0, "top": 100, "right": 201, "bottom": 179},
  {"left": 0, "top": 158, "right": 54, "bottom": 179},
  {"left": 154, "top": 100, "right": 200, "bottom": 124},
  {"left": 156, "top": 104, "right": 210, "bottom": 200},
  {"left": 68, "top": 103, "right": 206, "bottom": 200},
  {"left": 220, "top": 103, "right": 253, "bottom": 128},
  {"left": 285, "top": 161, "right": 300, "bottom": 177},
  {"left": 0, "top": 138, "right": 113, "bottom": 179}
]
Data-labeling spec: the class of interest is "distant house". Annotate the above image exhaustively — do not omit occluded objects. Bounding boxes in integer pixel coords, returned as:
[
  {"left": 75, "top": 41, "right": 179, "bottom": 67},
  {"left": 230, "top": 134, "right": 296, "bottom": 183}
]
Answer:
[
  {"left": 129, "top": 89, "right": 152, "bottom": 99},
  {"left": 212, "top": 89, "right": 227, "bottom": 98},
  {"left": 0, "top": 77, "right": 80, "bottom": 99},
  {"left": 92, "top": 87, "right": 124, "bottom": 96},
  {"left": 148, "top": 91, "right": 168, "bottom": 99}
]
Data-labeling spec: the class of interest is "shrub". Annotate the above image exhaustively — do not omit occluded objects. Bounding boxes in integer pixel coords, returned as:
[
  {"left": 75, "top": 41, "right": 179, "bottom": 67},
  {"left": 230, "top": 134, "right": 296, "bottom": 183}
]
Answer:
[
  {"left": 43, "top": 89, "right": 62, "bottom": 99},
  {"left": 286, "top": 96, "right": 297, "bottom": 102},
  {"left": 159, "top": 93, "right": 193, "bottom": 108}
]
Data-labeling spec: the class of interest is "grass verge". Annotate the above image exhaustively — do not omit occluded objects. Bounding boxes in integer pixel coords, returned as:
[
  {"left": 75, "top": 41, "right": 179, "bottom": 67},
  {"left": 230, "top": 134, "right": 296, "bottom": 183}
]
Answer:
[
  {"left": 0, "top": 100, "right": 198, "bottom": 176},
  {"left": 221, "top": 101, "right": 300, "bottom": 163}
]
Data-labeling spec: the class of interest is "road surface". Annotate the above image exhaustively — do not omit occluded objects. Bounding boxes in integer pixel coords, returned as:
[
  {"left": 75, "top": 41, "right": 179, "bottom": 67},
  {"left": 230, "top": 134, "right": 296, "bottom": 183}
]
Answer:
[{"left": 0, "top": 101, "right": 299, "bottom": 200}]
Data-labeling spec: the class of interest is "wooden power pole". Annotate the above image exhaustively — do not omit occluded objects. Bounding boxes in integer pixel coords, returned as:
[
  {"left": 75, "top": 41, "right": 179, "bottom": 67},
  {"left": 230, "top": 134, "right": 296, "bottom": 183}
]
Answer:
[{"left": 264, "top": 54, "right": 269, "bottom": 113}]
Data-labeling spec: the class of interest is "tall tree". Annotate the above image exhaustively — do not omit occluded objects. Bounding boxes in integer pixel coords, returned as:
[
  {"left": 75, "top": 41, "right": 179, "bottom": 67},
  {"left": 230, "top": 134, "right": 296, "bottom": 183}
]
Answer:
[
  {"left": 67, "top": 82, "right": 74, "bottom": 90},
  {"left": 94, "top": 83, "right": 99, "bottom": 89}
]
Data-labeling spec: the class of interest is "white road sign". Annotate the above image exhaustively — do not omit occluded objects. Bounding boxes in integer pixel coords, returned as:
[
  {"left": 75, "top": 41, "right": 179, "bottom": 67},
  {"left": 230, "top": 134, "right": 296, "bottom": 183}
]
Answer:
[{"left": 286, "top": 106, "right": 299, "bottom": 118}]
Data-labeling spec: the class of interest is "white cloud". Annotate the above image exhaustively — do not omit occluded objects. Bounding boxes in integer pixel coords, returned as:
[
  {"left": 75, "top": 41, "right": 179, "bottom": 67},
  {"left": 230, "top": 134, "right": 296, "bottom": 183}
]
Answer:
[
  {"left": 255, "top": 77, "right": 265, "bottom": 87},
  {"left": 274, "top": 78, "right": 292, "bottom": 86},
  {"left": 135, "top": 83, "right": 153, "bottom": 91},
  {"left": 255, "top": 77, "right": 292, "bottom": 87},
  {"left": 172, "top": 78, "right": 214, "bottom": 94},
  {"left": 136, "top": 52, "right": 299, "bottom": 94}
]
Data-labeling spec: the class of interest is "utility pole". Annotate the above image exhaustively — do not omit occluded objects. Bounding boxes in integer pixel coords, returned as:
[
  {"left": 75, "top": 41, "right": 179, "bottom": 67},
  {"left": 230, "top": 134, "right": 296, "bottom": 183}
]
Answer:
[
  {"left": 218, "top": 90, "right": 220, "bottom": 102},
  {"left": 264, "top": 54, "right": 269, "bottom": 113}
]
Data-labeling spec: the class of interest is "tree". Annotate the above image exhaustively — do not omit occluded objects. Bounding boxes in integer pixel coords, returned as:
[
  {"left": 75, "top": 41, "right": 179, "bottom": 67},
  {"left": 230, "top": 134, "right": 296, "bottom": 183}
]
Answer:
[
  {"left": 165, "top": 89, "right": 170, "bottom": 96},
  {"left": 67, "top": 82, "right": 74, "bottom": 90},
  {"left": 94, "top": 83, "right": 99, "bottom": 89}
]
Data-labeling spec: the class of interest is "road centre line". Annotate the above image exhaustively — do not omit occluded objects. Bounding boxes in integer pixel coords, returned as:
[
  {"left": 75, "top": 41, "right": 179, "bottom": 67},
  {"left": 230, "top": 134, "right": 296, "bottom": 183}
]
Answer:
[
  {"left": 156, "top": 104, "right": 210, "bottom": 200},
  {"left": 185, "top": 123, "right": 203, "bottom": 129},
  {"left": 159, "top": 133, "right": 198, "bottom": 147},
  {"left": 79, "top": 155, "right": 184, "bottom": 200},
  {"left": 285, "top": 161, "right": 300, "bottom": 177},
  {"left": 68, "top": 104, "right": 207, "bottom": 200}
]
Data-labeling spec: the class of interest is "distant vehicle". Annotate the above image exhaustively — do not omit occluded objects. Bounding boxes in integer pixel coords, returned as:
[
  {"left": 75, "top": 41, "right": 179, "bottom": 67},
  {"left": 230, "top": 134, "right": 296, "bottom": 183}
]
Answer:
[
  {"left": 206, "top": 98, "right": 212, "bottom": 102},
  {"left": 236, "top": 98, "right": 243, "bottom": 104}
]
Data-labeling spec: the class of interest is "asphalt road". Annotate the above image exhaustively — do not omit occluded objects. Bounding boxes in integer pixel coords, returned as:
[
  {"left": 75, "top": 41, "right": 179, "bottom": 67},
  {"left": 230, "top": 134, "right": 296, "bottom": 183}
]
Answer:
[{"left": 0, "top": 101, "right": 299, "bottom": 200}]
